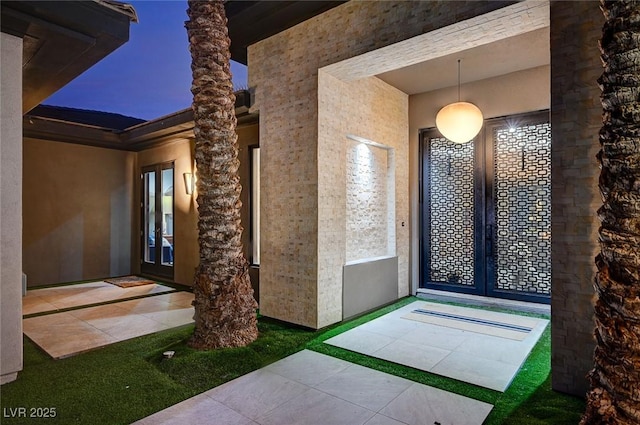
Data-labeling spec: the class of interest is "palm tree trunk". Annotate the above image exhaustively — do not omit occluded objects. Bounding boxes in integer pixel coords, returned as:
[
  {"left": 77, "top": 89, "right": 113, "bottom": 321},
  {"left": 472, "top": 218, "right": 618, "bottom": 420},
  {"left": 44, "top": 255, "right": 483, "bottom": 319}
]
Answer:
[
  {"left": 582, "top": 1, "right": 640, "bottom": 423},
  {"left": 185, "top": 0, "right": 258, "bottom": 349}
]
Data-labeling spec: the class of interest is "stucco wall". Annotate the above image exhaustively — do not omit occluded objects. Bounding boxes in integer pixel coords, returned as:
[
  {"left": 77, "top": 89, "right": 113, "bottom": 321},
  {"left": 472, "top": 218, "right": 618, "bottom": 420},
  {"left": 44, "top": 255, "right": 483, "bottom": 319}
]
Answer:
[
  {"left": 134, "top": 122, "right": 259, "bottom": 291},
  {"left": 237, "top": 124, "right": 261, "bottom": 299},
  {"left": 1, "top": 32, "right": 23, "bottom": 384},
  {"left": 550, "top": 0, "right": 602, "bottom": 397},
  {"left": 409, "top": 65, "right": 551, "bottom": 291},
  {"left": 23, "top": 139, "right": 134, "bottom": 286},
  {"left": 21, "top": 120, "right": 257, "bottom": 294}
]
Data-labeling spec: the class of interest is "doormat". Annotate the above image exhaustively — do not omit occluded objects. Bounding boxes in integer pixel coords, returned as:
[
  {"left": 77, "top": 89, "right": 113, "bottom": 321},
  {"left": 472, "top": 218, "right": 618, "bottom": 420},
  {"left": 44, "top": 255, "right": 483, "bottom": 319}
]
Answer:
[
  {"left": 402, "top": 304, "right": 538, "bottom": 341},
  {"left": 105, "top": 276, "right": 156, "bottom": 288}
]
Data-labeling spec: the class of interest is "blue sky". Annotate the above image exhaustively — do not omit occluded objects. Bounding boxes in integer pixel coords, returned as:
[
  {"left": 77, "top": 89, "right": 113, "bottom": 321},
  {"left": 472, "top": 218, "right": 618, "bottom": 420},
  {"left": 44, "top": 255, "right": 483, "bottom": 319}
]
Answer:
[{"left": 44, "top": 0, "right": 248, "bottom": 121}]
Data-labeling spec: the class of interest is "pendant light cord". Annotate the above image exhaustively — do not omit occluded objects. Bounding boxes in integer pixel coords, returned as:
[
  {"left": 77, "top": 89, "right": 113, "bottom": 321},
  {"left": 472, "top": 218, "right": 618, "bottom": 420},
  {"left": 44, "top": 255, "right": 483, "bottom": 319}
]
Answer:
[{"left": 457, "top": 59, "right": 461, "bottom": 102}]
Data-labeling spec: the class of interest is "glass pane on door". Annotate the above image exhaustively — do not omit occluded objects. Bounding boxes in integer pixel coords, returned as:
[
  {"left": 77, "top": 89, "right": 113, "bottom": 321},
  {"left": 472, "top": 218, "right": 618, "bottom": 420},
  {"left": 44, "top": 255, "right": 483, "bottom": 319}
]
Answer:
[
  {"left": 161, "top": 168, "right": 174, "bottom": 266},
  {"left": 143, "top": 171, "right": 156, "bottom": 264},
  {"left": 141, "top": 162, "right": 174, "bottom": 279},
  {"left": 425, "top": 137, "right": 475, "bottom": 287},
  {"left": 493, "top": 122, "right": 551, "bottom": 295}
]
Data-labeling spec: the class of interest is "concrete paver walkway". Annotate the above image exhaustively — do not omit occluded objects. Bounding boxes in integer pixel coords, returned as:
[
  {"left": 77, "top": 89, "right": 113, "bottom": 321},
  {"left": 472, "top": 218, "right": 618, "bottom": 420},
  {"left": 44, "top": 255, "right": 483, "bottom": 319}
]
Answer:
[
  {"left": 134, "top": 350, "right": 493, "bottom": 425},
  {"left": 23, "top": 281, "right": 175, "bottom": 315},
  {"left": 326, "top": 300, "right": 548, "bottom": 391},
  {"left": 23, "top": 283, "right": 194, "bottom": 359}
]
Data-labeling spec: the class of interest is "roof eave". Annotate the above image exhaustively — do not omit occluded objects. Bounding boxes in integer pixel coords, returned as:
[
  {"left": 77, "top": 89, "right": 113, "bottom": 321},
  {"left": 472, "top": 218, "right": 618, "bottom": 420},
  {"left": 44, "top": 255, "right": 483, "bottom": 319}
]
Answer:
[
  {"left": 23, "top": 90, "right": 257, "bottom": 151},
  {"left": 1, "top": 0, "right": 136, "bottom": 113}
]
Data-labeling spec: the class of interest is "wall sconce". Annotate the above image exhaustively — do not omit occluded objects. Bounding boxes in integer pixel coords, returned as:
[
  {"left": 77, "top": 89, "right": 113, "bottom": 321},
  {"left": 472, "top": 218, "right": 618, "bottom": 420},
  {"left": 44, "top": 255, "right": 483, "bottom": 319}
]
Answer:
[
  {"left": 435, "top": 59, "right": 483, "bottom": 144},
  {"left": 183, "top": 172, "right": 195, "bottom": 195}
]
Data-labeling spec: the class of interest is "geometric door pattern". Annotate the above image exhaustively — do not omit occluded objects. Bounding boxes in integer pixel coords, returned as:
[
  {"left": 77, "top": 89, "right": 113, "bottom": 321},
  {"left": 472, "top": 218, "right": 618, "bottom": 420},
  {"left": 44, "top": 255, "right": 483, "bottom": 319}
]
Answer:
[
  {"left": 422, "top": 112, "right": 551, "bottom": 303},
  {"left": 493, "top": 123, "right": 551, "bottom": 296}
]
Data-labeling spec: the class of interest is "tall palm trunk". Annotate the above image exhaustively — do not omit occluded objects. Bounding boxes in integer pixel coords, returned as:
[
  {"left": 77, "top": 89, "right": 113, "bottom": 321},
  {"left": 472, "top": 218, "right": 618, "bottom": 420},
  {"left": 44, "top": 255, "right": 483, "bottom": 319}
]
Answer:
[
  {"left": 185, "top": 0, "right": 258, "bottom": 349},
  {"left": 582, "top": 1, "right": 640, "bottom": 423}
]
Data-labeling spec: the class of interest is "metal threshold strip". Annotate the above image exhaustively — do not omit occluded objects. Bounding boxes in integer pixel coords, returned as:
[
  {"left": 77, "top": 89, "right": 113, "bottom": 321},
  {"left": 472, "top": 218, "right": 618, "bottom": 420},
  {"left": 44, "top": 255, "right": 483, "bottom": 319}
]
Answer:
[{"left": 411, "top": 308, "right": 533, "bottom": 333}]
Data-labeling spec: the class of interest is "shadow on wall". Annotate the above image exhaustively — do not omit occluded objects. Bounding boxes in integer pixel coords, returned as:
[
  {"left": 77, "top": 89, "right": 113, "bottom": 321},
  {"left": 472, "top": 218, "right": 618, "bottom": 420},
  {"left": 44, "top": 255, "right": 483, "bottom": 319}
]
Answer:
[
  {"left": 110, "top": 183, "right": 133, "bottom": 277},
  {"left": 22, "top": 139, "right": 134, "bottom": 287},
  {"left": 23, "top": 214, "right": 84, "bottom": 284}
]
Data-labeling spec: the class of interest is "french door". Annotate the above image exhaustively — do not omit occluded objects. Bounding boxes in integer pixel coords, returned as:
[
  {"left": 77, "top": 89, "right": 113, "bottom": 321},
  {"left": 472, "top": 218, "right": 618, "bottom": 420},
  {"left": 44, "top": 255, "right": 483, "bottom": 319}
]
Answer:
[
  {"left": 141, "top": 162, "right": 174, "bottom": 279},
  {"left": 420, "top": 111, "right": 550, "bottom": 303}
]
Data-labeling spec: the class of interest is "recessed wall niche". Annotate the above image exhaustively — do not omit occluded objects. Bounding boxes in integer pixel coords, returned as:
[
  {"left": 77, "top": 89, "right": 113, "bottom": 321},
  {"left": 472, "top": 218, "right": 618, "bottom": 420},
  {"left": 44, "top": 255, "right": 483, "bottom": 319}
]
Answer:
[{"left": 345, "top": 135, "right": 396, "bottom": 262}]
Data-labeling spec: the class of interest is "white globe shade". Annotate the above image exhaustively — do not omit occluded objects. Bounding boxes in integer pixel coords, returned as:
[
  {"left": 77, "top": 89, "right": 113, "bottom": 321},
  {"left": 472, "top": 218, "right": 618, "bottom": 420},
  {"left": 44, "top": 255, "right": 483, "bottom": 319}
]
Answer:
[{"left": 435, "top": 101, "right": 484, "bottom": 144}]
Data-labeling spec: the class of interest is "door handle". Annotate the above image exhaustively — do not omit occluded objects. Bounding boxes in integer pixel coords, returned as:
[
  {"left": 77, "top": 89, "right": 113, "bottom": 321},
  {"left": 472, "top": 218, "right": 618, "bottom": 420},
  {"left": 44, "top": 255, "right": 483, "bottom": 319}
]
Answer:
[{"left": 486, "top": 224, "right": 493, "bottom": 256}]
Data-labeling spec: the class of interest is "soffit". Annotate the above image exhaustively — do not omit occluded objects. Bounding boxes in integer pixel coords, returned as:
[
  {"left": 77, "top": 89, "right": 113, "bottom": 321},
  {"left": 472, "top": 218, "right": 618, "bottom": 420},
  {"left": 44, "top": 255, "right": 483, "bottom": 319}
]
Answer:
[
  {"left": 377, "top": 27, "right": 549, "bottom": 95},
  {"left": 1, "top": 0, "right": 135, "bottom": 114},
  {"left": 320, "top": 0, "right": 549, "bottom": 94},
  {"left": 225, "top": 0, "right": 347, "bottom": 64}
]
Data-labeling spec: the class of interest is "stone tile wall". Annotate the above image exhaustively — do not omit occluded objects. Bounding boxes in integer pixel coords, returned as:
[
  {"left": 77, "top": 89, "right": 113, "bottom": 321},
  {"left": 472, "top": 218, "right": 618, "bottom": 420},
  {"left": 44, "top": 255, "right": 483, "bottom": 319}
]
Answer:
[
  {"left": 249, "top": 0, "right": 512, "bottom": 329},
  {"left": 249, "top": 0, "right": 602, "bottom": 398},
  {"left": 249, "top": 4, "right": 605, "bottom": 399},
  {"left": 550, "top": 0, "right": 602, "bottom": 397},
  {"left": 318, "top": 73, "right": 407, "bottom": 327},
  {"left": 345, "top": 139, "right": 392, "bottom": 263}
]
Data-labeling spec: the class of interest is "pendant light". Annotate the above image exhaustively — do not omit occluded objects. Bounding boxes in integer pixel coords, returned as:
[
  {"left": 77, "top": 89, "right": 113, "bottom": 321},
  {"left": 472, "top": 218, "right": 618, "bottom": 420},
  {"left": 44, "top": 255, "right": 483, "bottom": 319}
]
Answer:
[{"left": 435, "top": 59, "right": 483, "bottom": 144}]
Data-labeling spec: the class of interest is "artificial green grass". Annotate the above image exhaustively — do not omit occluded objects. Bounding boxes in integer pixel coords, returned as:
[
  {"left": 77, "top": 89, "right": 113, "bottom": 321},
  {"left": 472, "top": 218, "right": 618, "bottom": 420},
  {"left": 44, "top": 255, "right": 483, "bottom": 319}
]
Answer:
[
  {"left": 146, "top": 318, "right": 317, "bottom": 394},
  {"left": 2, "top": 329, "right": 193, "bottom": 425},
  {"left": 501, "top": 374, "right": 586, "bottom": 425},
  {"left": 1, "top": 296, "right": 585, "bottom": 424},
  {"left": 0, "top": 319, "right": 317, "bottom": 425}
]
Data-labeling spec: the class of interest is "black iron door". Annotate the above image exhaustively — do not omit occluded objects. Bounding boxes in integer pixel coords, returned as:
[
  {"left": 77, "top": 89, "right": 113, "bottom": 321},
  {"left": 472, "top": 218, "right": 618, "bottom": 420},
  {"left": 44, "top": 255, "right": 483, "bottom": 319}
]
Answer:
[{"left": 420, "top": 111, "right": 550, "bottom": 303}]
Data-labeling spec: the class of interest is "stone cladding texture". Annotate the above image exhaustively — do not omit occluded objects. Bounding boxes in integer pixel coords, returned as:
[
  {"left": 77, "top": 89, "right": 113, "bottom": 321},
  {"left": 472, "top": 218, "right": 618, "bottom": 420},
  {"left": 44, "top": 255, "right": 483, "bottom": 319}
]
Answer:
[
  {"left": 345, "top": 139, "right": 392, "bottom": 263},
  {"left": 318, "top": 74, "right": 407, "bottom": 326},
  {"left": 248, "top": 0, "right": 513, "bottom": 329},
  {"left": 550, "top": 0, "right": 602, "bottom": 397}
]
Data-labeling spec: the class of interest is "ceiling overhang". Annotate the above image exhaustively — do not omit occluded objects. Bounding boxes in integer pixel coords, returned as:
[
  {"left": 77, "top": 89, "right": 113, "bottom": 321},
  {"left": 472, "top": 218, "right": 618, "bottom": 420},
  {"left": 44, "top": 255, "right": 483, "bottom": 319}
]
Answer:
[
  {"left": 225, "top": 0, "right": 346, "bottom": 64},
  {"left": 23, "top": 90, "right": 257, "bottom": 151},
  {"left": 1, "top": 0, "right": 136, "bottom": 114},
  {"left": 322, "top": 0, "right": 549, "bottom": 87},
  {"left": 376, "top": 27, "right": 549, "bottom": 95}
]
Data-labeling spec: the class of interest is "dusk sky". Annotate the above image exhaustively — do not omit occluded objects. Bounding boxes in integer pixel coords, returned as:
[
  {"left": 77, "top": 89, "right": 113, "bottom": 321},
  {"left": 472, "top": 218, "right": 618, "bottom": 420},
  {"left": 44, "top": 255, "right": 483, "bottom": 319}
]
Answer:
[{"left": 44, "top": 0, "right": 248, "bottom": 121}]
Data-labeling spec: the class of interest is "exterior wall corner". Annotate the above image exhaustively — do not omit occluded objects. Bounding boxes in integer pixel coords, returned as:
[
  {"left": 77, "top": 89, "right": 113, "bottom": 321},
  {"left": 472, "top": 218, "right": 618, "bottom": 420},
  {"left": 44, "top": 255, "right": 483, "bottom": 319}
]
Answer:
[
  {"left": 550, "top": 0, "right": 602, "bottom": 397},
  {"left": 1, "top": 31, "right": 24, "bottom": 384}
]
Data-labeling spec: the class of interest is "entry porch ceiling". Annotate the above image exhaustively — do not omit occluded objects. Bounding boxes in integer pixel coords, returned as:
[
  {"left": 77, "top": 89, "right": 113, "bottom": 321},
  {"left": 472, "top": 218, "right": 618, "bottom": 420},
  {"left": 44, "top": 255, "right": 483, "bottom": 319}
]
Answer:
[
  {"left": 322, "top": 0, "right": 549, "bottom": 95},
  {"left": 377, "top": 27, "right": 549, "bottom": 95},
  {"left": 1, "top": 0, "right": 136, "bottom": 113}
]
